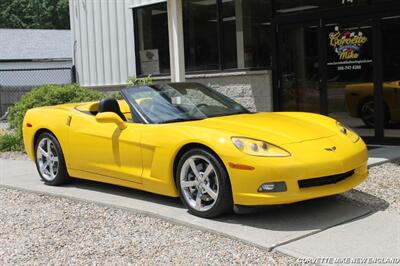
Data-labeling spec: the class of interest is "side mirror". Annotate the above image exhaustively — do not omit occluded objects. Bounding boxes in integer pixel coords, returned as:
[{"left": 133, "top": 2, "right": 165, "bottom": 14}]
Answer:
[{"left": 96, "top": 112, "right": 127, "bottom": 130}]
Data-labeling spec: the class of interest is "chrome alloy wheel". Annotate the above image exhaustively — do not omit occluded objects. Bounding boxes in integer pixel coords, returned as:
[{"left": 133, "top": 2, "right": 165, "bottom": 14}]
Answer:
[
  {"left": 36, "top": 137, "right": 59, "bottom": 181},
  {"left": 180, "top": 155, "right": 219, "bottom": 212}
]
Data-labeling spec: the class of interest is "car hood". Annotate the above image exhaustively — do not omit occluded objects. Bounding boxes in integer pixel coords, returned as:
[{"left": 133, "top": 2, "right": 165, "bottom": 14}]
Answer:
[{"left": 189, "top": 112, "right": 337, "bottom": 145}]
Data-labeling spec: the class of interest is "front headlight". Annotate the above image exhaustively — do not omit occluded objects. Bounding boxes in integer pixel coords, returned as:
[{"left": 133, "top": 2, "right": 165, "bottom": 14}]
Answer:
[
  {"left": 336, "top": 122, "right": 360, "bottom": 143},
  {"left": 231, "top": 137, "right": 291, "bottom": 157}
]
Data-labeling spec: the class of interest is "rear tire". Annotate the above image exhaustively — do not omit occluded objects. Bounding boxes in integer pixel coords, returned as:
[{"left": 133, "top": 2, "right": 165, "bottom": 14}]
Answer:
[
  {"left": 35, "top": 132, "right": 69, "bottom": 186},
  {"left": 176, "top": 148, "right": 233, "bottom": 218}
]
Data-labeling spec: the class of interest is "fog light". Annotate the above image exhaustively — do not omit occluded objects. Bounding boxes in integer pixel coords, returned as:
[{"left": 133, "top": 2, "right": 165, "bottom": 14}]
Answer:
[{"left": 258, "top": 182, "right": 287, "bottom": 192}]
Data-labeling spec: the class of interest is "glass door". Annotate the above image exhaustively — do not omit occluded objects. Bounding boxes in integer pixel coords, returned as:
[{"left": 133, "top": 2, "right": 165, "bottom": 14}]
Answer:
[
  {"left": 324, "top": 19, "right": 375, "bottom": 137},
  {"left": 381, "top": 16, "right": 400, "bottom": 138},
  {"left": 277, "top": 21, "right": 321, "bottom": 113}
]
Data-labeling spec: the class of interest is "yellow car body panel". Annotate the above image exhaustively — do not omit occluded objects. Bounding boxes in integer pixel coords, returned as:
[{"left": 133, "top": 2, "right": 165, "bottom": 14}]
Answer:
[{"left": 23, "top": 101, "right": 368, "bottom": 205}]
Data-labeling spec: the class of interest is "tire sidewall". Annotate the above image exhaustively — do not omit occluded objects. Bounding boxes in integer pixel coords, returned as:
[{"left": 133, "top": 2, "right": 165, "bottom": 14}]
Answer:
[
  {"left": 35, "top": 132, "right": 69, "bottom": 186},
  {"left": 360, "top": 100, "right": 375, "bottom": 128},
  {"left": 361, "top": 100, "right": 390, "bottom": 127},
  {"left": 175, "top": 148, "right": 233, "bottom": 218}
]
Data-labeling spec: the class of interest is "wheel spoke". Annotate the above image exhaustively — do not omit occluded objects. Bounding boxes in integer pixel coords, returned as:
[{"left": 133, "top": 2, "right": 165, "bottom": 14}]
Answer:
[
  {"left": 203, "top": 164, "right": 214, "bottom": 179},
  {"left": 195, "top": 191, "right": 202, "bottom": 210},
  {"left": 47, "top": 139, "right": 52, "bottom": 155},
  {"left": 38, "top": 146, "right": 48, "bottom": 157},
  {"left": 188, "top": 159, "right": 201, "bottom": 179},
  {"left": 52, "top": 156, "right": 59, "bottom": 162},
  {"left": 202, "top": 184, "right": 217, "bottom": 200},
  {"left": 50, "top": 166, "right": 56, "bottom": 178},
  {"left": 40, "top": 161, "right": 49, "bottom": 171},
  {"left": 181, "top": 180, "right": 198, "bottom": 188}
]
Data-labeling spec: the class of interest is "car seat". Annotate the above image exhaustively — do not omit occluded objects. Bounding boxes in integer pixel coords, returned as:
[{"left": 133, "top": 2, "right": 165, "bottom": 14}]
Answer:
[{"left": 98, "top": 98, "right": 127, "bottom": 121}]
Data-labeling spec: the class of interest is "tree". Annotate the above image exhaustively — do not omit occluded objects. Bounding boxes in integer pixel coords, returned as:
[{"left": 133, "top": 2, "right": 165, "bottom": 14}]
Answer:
[{"left": 0, "top": 0, "right": 70, "bottom": 29}]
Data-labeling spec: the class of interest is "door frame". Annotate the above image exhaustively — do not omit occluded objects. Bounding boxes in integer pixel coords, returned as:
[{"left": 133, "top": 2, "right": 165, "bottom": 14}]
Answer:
[{"left": 272, "top": 4, "right": 400, "bottom": 144}]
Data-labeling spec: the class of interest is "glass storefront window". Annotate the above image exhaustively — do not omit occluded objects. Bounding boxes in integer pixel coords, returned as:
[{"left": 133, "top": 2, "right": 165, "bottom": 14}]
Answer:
[
  {"left": 221, "top": 0, "right": 237, "bottom": 69},
  {"left": 183, "top": 0, "right": 219, "bottom": 71},
  {"left": 183, "top": 0, "right": 272, "bottom": 71},
  {"left": 326, "top": 21, "right": 375, "bottom": 137},
  {"left": 134, "top": 0, "right": 272, "bottom": 75},
  {"left": 382, "top": 16, "right": 400, "bottom": 138},
  {"left": 135, "top": 3, "right": 170, "bottom": 75},
  {"left": 226, "top": 0, "right": 273, "bottom": 69},
  {"left": 278, "top": 22, "right": 320, "bottom": 113}
]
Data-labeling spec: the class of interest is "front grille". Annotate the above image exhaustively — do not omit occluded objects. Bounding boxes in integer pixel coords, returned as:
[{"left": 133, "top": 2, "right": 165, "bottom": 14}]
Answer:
[{"left": 298, "top": 170, "right": 355, "bottom": 189}]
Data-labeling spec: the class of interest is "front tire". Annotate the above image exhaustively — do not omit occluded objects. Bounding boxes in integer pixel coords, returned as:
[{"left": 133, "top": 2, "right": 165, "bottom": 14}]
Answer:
[
  {"left": 176, "top": 148, "right": 233, "bottom": 218},
  {"left": 35, "top": 132, "right": 69, "bottom": 186},
  {"left": 360, "top": 100, "right": 390, "bottom": 128}
]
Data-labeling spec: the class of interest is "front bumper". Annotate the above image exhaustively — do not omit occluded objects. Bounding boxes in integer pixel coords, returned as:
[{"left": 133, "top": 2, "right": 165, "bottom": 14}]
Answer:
[{"left": 225, "top": 136, "right": 369, "bottom": 206}]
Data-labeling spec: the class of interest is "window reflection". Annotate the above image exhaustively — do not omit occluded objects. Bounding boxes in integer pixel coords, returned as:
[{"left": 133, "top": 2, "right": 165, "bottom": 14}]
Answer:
[
  {"left": 136, "top": 3, "right": 170, "bottom": 75},
  {"left": 238, "top": 0, "right": 272, "bottom": 68},
  {"left": 183, "top": 0, "right": 219, "bottom": 71},
  {"left": 382, "top": 16, "right": 400, "bottom": 137},
  {"left": 279, "top": 23, "right": 320, "bottom": 113}
]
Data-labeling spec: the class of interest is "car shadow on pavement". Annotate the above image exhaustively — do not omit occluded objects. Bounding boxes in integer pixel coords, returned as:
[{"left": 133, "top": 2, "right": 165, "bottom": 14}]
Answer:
[
  {"left": 215, "top": 193, "right": 387, "bottom": 232},
  {"left": 340, "top": 189, "right": 390, "bottom": 212},
  {"left": 65, "top": 179, "right": 184, "bottom": 209},
  {"left": 63, "top": 179, "right": 389, "bottom": 232}
]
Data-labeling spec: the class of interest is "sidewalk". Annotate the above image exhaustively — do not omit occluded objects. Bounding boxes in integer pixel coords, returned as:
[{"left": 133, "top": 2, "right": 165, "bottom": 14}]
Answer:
[{"left": 367, "top": 145, "right": 400, "bottom": 167}]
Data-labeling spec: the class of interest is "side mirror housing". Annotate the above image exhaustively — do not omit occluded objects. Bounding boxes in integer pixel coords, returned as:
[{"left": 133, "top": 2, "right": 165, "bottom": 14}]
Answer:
[{"left": 96, "top": 112, "right": 127, "bottom": 130}]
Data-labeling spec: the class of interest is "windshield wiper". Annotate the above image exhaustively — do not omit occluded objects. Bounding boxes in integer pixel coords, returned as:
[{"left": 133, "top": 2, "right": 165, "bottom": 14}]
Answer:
[{"left": 159, "top": 118, "right": 205, "bottom": 124}]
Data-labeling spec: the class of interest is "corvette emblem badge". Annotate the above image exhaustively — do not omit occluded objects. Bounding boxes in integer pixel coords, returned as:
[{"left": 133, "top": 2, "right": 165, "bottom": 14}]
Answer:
[{"left": 325, "top": 146, "right": 337, "bottom": 152}]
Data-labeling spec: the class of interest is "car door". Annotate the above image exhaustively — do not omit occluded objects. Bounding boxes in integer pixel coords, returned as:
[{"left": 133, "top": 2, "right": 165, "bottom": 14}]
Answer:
[{"left": 68, "top": 110, "right": 143, "bottom": 184}]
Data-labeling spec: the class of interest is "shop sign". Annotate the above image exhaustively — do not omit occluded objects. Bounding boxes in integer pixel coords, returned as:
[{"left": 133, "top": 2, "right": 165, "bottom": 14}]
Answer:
[
  {"left": 329, "top": 27, "right": 367, "bottom": 60},
  {"left": 328, "top": 26, "right": 371, "bottom": 71},
  {"left": 139, "top": 49, "right": 160, "bottom": 75}
]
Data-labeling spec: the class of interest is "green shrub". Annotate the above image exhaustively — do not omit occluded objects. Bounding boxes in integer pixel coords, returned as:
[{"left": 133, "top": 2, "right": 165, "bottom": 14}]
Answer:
[
  {"left": 8, "top": 84, "right": 104, "bottom": 136},
  {"left": 105, "top": 91, "right": 123, "bottom": 100},
  {"left": 0, "top": 133, "right": 22, "bottom": 152},
  {"left": 127, "top": 75, "right": 153, "bottom": 86}
]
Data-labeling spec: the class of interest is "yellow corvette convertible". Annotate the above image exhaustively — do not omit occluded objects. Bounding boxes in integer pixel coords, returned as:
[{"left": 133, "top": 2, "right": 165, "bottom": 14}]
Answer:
[{"left": 23, "top": 82, "right": 368, "bottom": 218}]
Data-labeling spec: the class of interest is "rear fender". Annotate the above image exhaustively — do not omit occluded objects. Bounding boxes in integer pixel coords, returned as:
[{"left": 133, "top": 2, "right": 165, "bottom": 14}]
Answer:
[{"left": 23, "top": 107, "right": 73, "bottom": 162}]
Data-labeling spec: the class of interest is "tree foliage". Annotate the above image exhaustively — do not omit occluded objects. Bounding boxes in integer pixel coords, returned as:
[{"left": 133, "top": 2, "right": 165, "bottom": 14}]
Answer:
[{"left": 0, "top": 0, "right": 70, "bottom": 29}]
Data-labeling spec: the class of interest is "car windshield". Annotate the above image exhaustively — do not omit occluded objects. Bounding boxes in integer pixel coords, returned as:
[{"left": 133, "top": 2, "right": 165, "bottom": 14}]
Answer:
[{"left": 122, "top": 83, "right": 250, "bottom": 124}]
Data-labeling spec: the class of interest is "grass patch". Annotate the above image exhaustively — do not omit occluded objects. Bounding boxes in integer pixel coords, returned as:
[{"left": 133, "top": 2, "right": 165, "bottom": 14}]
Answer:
[{"left": 0, "top": 133, "right": 22, "bottom": 152}]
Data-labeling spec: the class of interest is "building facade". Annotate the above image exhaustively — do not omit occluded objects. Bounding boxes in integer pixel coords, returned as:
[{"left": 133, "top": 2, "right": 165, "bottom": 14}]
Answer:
[{"left": 69, "top": 0, "right": 400, "bottom": 143}]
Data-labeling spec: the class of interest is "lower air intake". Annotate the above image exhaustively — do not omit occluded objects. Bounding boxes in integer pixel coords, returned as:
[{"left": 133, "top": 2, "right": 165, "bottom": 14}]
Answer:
[{"left": 298, "top": 170, "right": 355, "bottom": 188}]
